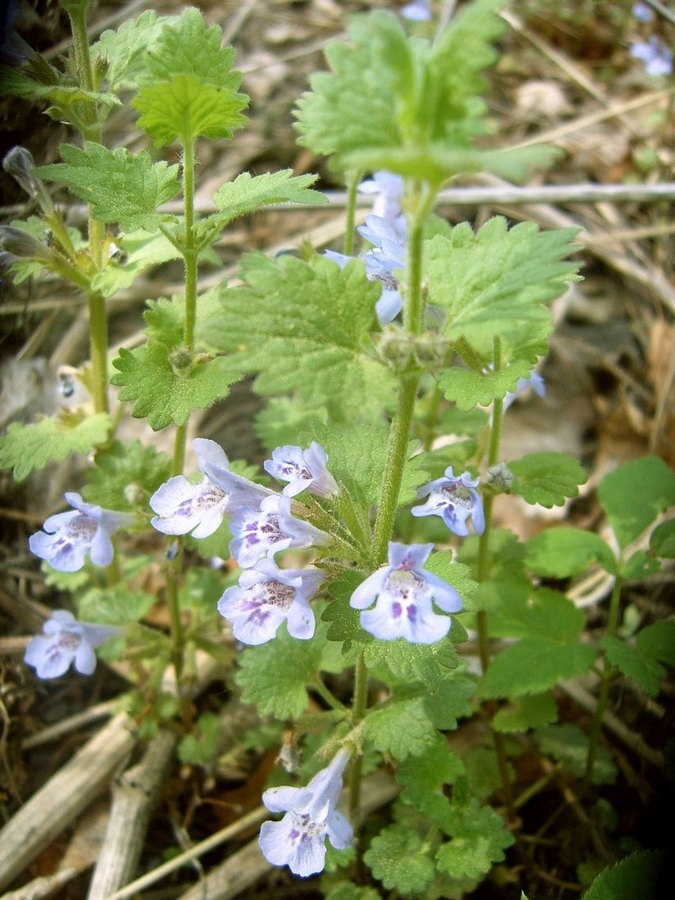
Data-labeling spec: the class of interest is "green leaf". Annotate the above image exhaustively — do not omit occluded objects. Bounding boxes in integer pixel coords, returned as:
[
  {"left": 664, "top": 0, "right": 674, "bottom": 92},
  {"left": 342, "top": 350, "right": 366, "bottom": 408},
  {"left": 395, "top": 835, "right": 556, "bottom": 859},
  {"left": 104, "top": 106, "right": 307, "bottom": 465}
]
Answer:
[
  {"left": 134, "top": 74, "right": 248, "bottom": 147},
  {"left": 601, "top": 635, "right": 665, "bottom": 697},
  {"left": 440, "top": 359, "right": 532, "bottom": 411},
  {"left": 635, "top": 620, "right": 675, "bottom": 667},
  {"left": 582, "top": 850, "right": 667, "bottom": 900},
  {"left": 488, "top": 587, "right": 586, "bottom": 643},
  {"left": 91, "top": 231, "right": 184, "bottom": 298},
  {"left": 325, "top": 885, "right": 380, "bottom": 900},
  {"left": 364, "top": 695, "right": 439, "bottom": 760},
  {"left": 598, "top": 455, "right": 675, "bottom": 551},
  {"left": 178, "top": 712, "right": 222, "bottom": 766},
  {"left": 139, "top": 7, "right": 243, "bottom": 89},
  {"left": 93, "top": 10, "right": 169, "bottom": 90},
  {"left": 83, "top": 439, "right": 171, "bottom": 511},
  {"left": 396, "top": 739, "right": 465, "bottom": 825},
  {"left": 363, "top": 634, "right": 461, "bottom": 690},
  {"left": 254, "top": 396, "right": 328, "bottom": 451},
  {"left": 36, "top": 143, "right": 180, "bottom": 232},
  {"left": 436, "top": 800, "right": 514, "bottom": 880},
  {"left": 493, "top": 692, "right": 558, "bottom": 733},
  {"left": 111, "top": 343, "right": 236, "bottom": 431},
  {"left": 427, "top": 218, "right": 580, "bottom": 359},
  {"left": 534, "top": 723, "right": 617, "bottom": 785},
  {"left": 76, "top": 583, "right": 155, "bottom": 625},
  {"left": 482, "top": 638, "right": 596, "bottom": 698},
  {"left": 295, "top": 1, "right": 506, "bottom": 176},
  {"left": 198, "top": 170, "right": 327, "bottom": 244},
  {"left": 364, "top": 824, "right": 435, "bottom": 894},
  {"left": 235, "top": 611, "right": 335, "bottom": 719},
  {"left": 204, "top": 253, "right": 394, "bottom": 420},
  {"left": 509, "top": 451, "right": 586, "bottom": 508},
  {"left": 0, "top": 413, "right": 111, "bottom": 480},
  {"left": 525, "top": 527, "right": 617, "bottom": 577},
  {"left": 650, "top": 518, "right": 675, "bottom": 558}
]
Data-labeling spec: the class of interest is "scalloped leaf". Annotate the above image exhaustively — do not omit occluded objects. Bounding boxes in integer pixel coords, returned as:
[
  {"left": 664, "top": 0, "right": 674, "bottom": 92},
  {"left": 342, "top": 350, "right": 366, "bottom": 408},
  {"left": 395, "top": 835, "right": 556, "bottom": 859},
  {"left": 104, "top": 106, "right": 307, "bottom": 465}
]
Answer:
[
  {"left": 598, "top": 455, "right": 675, "bottom": 551},
  {"left": 509, "top": 451, "right": 587, "bottom": 507},
  {"left": 0, "top": 413, "right": 111, "bottom": 480},
  {"left": 482, "top": 638, "right": 596, "bottom": 698},
  {"left": 37, "top": 143, "right": 180, "bottom": 231},
  {"left": 601, "top": 635, "right": 666, "bottom": 697},
  {"left": 525, "top": 527, "right": 617, "bottom": 577},
  {"left": 439, "top": 360, "right": 532, "bottom": 411}
]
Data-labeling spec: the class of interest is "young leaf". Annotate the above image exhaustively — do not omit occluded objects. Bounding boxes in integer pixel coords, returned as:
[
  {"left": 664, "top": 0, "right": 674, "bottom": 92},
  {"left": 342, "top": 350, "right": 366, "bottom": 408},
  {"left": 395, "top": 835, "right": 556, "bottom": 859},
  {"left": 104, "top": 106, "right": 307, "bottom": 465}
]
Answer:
[
  {"left": 598, "top": 455, "right": 675, "bottom": 552},
  {"left": 197, "top": 170, "right": 327, "bottom": 245},
  {"left": 509, "top": 451, "right": 587, "bottom": 507},
  {"left": 364, "top": 825, "right": 436, "bottom": 895},
  {"left": 83, "top": 439, "right": 171, "bottom": 510},
  {"left": 203, "top": 253, "right": 394, "bottom": 420},
  {"left": 112, "top": 343, "right": 236, "bottom": 431},
  {"left": 396, "top": 739, "right": 465, "bottom": 825},
  {"left": 492, "top": 692, "right": 558, "bottom": 733},
  {"left": 482, "top": 637, "right": 596, "bottom": 698},
  {"left": 93, "top": 10, "right": 170, "bottom": 91},
  {"left": 134, "top": 75, "right": 248, "bottom": 147},
  {"left": 0, "top": 413, "right": 111, "bottom": 480},
  {"left": 427, "top": 218, "right": 580, "bottom": 359},
  {"left": 440, "top": 359, "right": 533, "bottom": 411},
  {"left": 600, "top": 635, "right": 666, "bottom": 697},
  {"left": 525, "top": 527, "right": 617, "bottom": 578},
  {"left": 77, "top": 584, "right": 156, "bottom": 625},
  {"left": 36, "top": 144, "right": 180, "bottom": 232},
  {"left": 650, "top": 518, "right": 675, "bottom": 558}
]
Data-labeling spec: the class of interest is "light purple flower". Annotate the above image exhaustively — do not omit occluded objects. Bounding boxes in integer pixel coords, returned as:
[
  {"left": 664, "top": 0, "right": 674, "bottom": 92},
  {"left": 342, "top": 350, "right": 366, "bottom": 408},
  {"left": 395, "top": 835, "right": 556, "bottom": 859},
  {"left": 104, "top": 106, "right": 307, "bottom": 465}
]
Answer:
[
  {"left": 630, "top": 36, "right": 673, "bottom": 75},
  {"left": 412, "top": 466, "right": 485, "bottom": 537},
  {"left": 264, "top": 442, "right": 338, "bottom": 498},
  {"left": 150, "top": 439, "right": 271, "bottom": 538},
  {"left": 503, "top": 371, "right": 546, "bottom": 411},
  {"left": 350, "top": 542, "right": 462, "bottom": 644},
  {"left": 229, "top": 494, "right": 330, "bottom": 569},
  {"left": 358, "top": 171, "right": 404, "bottom": 224},
  {"left": 218, "top": 559, "right": 323, "bottom": 644},
  {"left": 259, "top": 747, "right": 353, "bottom": 877},
  {"left": 29, "top": 492, "right": 130, "bottom": 572},
  {"left": 24, "top": 610, "right": 120, "bottom": 679},
  {"left": 401, "top": 0, "right": 432, "bottom": 22},
  {"left": 632, "top": 3, "right": 653, "bottom": 23}
]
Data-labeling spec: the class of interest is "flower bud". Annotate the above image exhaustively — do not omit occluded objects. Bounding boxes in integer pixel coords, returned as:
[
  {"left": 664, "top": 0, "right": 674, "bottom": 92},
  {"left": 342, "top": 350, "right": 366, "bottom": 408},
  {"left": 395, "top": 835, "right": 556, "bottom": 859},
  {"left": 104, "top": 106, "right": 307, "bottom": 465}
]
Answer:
[
  {"left": 3, "top": 146, "right": 54, "bottom": 213},
  {"left": 0, "top": 225, "right": 52, "bottom": 260},
  {"left": 486, "top": 462, "right": 514, "bottom": 493}
]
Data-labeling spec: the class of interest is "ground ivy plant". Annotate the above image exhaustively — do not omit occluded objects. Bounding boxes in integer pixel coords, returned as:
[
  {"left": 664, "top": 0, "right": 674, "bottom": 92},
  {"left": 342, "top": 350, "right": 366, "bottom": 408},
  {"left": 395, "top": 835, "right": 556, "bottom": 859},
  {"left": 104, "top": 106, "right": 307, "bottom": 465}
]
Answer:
[{"left": 1, "top": 0, "right": 674, "bottom": 896}]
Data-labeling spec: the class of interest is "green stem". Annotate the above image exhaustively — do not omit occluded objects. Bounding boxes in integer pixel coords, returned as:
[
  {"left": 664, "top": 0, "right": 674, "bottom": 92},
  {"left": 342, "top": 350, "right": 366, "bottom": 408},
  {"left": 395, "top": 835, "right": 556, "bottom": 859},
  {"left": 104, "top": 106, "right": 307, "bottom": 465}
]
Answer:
[
  {"left": 313, "top": 676, "right": 346, "bottom": 712},
  {"left": 349, "top": 652, "right": 368, "bottom": 825},
  {"left": 182, "top": 139, "right": 198, "bottom": 351},
  {"left": 584, "top": 571, "right": 623, "bottom": 784},
  {"left": 88, "top": 291, "right": 110, "bottom": 415},
  {"left": 343, "top": 170, "right": 361, "bottom": 257}
]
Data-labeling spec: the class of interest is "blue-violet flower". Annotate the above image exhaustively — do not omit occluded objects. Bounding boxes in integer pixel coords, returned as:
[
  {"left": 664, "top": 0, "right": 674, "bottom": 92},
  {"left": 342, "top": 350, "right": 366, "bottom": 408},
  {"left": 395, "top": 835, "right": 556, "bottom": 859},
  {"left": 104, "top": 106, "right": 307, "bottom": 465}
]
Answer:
[
  {"left": 411, "top": 466, "right": 485, "bottom": 536},
  {"left": 358, "top": 170, "right": 404, "bottom": 224},
  {"left": 350, "top": 542, "right": 462, "bottom": 644},
  {"left": 150, "top": 438, "right": 271, "bottom": 538},
  {"left": 217, "top": 559, "right": 323, "bottom": 644},
  {"left": 259, "top": 747, "right": 353, "bottom": 877},
  {"left": 630, "top": 36, "right": 673, "bottom": 75},
  {"left": 503, "top": 371, "right": 546, "bottom": 411},
  {"left": 29, "top": 492, "right": 130, "bottom": 572},
  {"left": 228, "top": 494, "right": 329, "bottom": 569},
  {"left": 401, "top": 0, "right": 432, "bottom": 22},
  {"left": 264, "top": 442, "right": 338, "bottom": 498},
  {"left": 632, "top": 2, "right": 653, "bottom": 23},
  {"left": 24, "top": 610, "right": 120, "bottom": 679}
]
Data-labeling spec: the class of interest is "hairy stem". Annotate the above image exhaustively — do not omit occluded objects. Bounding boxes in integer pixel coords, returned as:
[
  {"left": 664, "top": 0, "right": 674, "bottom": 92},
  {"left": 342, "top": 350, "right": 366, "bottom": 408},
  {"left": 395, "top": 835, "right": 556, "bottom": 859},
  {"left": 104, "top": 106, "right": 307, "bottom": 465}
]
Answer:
[
  {"left": 584, "top": 572, "right": 623, "bottom": 784},
  {"left": 343, "top": 170, "right": 361, "bottom": 257},
  {"left": 348, "top": 652, "right": 368, "bottom": 825}
]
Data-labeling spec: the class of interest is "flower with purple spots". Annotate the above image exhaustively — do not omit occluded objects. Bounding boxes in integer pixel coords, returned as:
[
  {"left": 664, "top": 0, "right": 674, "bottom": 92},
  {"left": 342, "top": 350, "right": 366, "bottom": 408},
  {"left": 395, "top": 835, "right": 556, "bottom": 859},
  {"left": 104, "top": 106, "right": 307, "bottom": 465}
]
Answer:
[
  {"left": 150, "top": 439, "right": 271, "bottom": 538},
  {"left": 24, "top": 610, "right": 121, "bottom": 679},
  {"left": 264, "top": 442, "right": 338, "bottom": 498},
  {"left": 350, "top": 542, "right": 463, "bottom": 644},
  {"left": 411, "top": 466, "right": 485, "bottom": 537},
  {"left": 29, "top": 492, "right": 131, "bottom": 572},
  {"left": 259, "top": 747, "right": 353, "bottom": 877},
  {"left": 228, "top": 494, "right": 330, "bottom": 569},
  {"left": 217, "top": 559, "right": 323, "bottom": 644}
]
